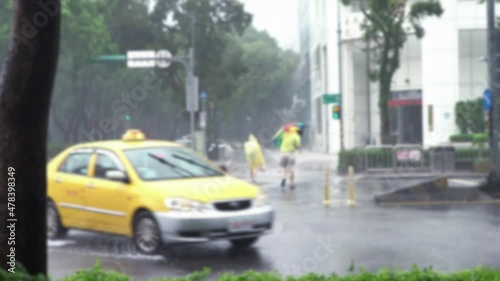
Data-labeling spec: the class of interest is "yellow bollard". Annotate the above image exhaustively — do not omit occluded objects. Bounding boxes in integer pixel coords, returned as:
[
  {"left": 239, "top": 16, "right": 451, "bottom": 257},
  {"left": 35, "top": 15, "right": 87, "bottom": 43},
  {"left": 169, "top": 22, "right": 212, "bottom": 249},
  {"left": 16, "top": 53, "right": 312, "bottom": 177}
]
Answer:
[
  {"left": 323, "top": 166, "right": 330, "bottom": 206},
  {"left": 348, "top": 165, "right": 355, "bottom": 206}
]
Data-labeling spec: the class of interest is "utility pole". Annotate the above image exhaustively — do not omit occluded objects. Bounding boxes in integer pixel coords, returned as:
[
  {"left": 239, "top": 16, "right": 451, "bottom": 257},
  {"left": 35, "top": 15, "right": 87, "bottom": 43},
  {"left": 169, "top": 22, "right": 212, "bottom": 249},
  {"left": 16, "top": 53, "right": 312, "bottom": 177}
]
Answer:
[
  {"left": 189, "top": 14, "right": 196, "bottom": 150},
  {"left": 200, "top": 91, "right": 207, "bottom": 154},
  {"left": 487, "top": 0, "right": 500, "bottom": 176},
  {"left": 366, "top": 40, "right": 371, "bottom": 145},
  {"left": 337, "top": 0, "right": 345, "bottom": 151}
]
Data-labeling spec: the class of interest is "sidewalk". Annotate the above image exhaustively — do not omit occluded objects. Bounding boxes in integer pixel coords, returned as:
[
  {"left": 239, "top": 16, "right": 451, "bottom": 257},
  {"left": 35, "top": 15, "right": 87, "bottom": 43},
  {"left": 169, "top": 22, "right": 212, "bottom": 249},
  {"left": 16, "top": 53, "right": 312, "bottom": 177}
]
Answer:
[
  {"left": 360, "top": 172, "right": 489, "bottom": 180},
  {"left": 220, "top": 148, "right": 489, "bottom": 182},
  {"left": 262, "top": 149, "right": 338, "bottom": 172}
]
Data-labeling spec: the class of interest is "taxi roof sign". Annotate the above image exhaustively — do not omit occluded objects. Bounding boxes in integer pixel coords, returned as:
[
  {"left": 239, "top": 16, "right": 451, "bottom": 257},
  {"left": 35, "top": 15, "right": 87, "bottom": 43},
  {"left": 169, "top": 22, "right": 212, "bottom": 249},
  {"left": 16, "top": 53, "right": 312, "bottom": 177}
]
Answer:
[{"left": 122, "top": 129, "right": 146, "bottom": 141}]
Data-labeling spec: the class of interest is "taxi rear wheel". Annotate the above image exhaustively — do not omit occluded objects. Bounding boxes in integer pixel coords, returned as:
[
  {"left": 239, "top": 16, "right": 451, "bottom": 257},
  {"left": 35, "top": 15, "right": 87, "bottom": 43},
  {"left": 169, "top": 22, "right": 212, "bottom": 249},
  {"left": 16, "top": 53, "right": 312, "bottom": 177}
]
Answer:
[
  {"left": 133, "top": 212, "right": 162, "bottom": 255},
  {"left": 230, "top": 237, "right": 259, "bottom": 248},
  {"left": 47, "top": 201, "right": 68, "bottom": 240}
]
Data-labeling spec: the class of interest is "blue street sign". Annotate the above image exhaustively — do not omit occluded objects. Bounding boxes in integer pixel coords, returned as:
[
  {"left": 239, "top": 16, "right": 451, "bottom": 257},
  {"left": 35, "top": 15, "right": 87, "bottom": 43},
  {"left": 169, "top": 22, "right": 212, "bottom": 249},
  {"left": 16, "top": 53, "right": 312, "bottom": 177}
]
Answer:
[
  {"left": 200, "top": 91, "right": 207, "bottom": 99},
  {"left": 483, "top": 89, "right": 492, "bottom": 111}
]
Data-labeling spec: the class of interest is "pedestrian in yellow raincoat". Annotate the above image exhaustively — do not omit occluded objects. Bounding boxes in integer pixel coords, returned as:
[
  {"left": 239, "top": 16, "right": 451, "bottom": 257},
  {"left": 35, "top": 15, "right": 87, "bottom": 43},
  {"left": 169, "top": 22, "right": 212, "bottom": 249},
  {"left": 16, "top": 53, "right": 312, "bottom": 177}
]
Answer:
[{"left": 244, "top": 134, "right": 266, "bottom": 182}]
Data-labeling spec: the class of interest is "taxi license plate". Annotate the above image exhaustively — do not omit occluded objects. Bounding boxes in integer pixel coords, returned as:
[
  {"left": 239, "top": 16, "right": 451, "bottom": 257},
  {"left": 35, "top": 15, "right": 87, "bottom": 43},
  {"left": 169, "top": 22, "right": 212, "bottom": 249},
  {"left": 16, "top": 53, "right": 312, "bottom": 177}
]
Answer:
[{"left": 228, "top": 219, "right": 253, "bottom": 232}]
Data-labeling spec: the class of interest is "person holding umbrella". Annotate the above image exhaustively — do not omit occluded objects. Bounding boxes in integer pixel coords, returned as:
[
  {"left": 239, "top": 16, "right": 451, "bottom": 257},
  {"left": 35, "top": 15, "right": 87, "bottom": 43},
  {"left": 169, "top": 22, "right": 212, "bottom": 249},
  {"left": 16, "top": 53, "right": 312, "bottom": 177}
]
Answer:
[{"left": 274, "top": 123, "right": 304, "bottom": 190}]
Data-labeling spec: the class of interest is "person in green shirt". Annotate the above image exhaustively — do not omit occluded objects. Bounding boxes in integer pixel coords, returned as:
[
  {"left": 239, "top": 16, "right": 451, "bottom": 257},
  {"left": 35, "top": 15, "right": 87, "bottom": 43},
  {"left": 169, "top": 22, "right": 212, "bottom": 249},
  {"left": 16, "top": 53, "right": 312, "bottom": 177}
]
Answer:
[{"left": 279, "top": 127, "right": 301, "bottom": 190}]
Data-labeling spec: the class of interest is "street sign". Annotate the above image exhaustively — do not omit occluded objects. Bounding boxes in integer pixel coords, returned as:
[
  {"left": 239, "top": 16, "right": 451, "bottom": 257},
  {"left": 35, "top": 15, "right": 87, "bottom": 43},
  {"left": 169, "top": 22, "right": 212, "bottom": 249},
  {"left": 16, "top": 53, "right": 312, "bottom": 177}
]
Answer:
[
  {"left": 127, "top": 50, "right": 156, "bottom": 68},
  {"left": 200, "top": 91, "right": 207, "bottom": 100},
  {"left": 155, "top": 50, "right": 172, "bottom": 68},
  {"left": 186, "top": 75, "right": 199, "bottom": 112},
  {"left": 90, "top": 55, "right": 127, "bottom": 63},
  {"left": 483, "top": 89, "right": 492, "bottom": 111},
  {"left": 323, "top": 93, "right": 341, "bottom": 104}
]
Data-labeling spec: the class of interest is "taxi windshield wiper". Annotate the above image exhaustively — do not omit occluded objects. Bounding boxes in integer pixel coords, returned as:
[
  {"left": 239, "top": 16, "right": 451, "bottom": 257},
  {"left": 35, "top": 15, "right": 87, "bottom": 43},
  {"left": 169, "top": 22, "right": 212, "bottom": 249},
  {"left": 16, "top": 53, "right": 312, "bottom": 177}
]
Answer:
[
  {"left": 172, "top": 154, "right": 221, "bottom": 176},
  {"left": 147, "top": 153, "right": 194, "bottom": 177}
]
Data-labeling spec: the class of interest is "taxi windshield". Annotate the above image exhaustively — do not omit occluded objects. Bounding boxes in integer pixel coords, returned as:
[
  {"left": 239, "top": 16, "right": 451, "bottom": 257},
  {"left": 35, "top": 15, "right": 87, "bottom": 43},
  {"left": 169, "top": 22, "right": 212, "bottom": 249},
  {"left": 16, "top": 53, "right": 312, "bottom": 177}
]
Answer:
[{"left": 123, "top": 146, "right": 223, "bottom": 181}]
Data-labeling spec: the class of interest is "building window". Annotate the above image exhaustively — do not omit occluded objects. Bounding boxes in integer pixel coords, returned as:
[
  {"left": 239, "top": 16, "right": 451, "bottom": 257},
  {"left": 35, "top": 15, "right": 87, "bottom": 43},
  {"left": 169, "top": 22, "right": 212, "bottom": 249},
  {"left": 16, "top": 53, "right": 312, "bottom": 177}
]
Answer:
[
  {"left": 323, "top": 46, "right": 328, "bottom": 91},
  {"left": 458, "top": 29, "right": 487, "bottom": 100},
  {"left": 316, "top": 97, "right": 323, "bottom": 134},
  {"left": 315, "top": 46, "right": 322, "bottom": 81}
]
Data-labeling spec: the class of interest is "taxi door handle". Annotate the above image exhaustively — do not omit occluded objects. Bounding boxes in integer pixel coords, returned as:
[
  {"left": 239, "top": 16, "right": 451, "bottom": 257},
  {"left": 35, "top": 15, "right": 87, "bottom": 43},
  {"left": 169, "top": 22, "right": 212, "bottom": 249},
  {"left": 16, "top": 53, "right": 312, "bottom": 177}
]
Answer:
[
  {"left": 86, "top": 183, "right": 95, "bottom": 188},
  {"left": 54, "top": 178, "right": 62, "bottom": 183}
]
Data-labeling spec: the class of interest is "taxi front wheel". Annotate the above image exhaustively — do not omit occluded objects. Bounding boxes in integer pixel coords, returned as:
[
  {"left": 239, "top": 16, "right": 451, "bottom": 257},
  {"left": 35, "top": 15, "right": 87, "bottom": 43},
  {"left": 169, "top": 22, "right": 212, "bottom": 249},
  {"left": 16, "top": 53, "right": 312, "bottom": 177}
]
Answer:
[
  {"left": 133, "top": 212, "right": 162, "bottom": 255},
  {"left": 47, "top": 201, "right": 68, "bottom": 240},
  {"left": 230, "top": 237, "right": 259, "bottom": 248}
]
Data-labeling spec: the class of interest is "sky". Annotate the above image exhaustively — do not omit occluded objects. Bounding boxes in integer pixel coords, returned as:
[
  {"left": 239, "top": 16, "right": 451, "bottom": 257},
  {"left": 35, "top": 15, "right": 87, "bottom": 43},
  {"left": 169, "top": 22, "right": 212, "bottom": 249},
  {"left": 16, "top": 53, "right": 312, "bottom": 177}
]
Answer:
[
  {"left": 148, "top": 0, "right": 300, "bottom": 52},
  {"left": 241, "top": 0, "right": 299, "bottom": 52}
]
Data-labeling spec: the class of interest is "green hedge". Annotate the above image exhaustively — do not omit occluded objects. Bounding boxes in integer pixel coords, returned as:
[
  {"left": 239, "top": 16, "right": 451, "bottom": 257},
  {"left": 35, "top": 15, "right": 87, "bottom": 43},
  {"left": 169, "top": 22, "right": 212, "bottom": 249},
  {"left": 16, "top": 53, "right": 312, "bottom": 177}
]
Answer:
[
  {"left": 472, "top": 134, "right": 489, "bottom": 144},
  {"left": 450, "top": 133, "right": 500, "bottom": 143},
  {"left": 3, "top": 262, "right": 500, "bottom": 281},
  {"left": 338, "top": 149, "right": 365, "bottom": 173},
  {"left": 455, "top": 147, "right": 491, "bottom": 161},
  {"left": 450, "top": 134, "right": 474, "bottom": 142},
  {"left": 339, "top": 147, "right": 492, "bottom": 172}
]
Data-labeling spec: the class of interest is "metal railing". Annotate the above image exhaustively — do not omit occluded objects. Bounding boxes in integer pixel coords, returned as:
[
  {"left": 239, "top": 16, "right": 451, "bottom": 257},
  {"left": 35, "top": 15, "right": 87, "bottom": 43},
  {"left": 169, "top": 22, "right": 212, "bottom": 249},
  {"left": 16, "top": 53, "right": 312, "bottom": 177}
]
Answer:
[
  {"left": 365, "top": 145, "right": 394, "bottom": 172},
  {"left": 363, "top": 144, "right": 430, "bottom": 173},
  {"left": 354, "top": 144, "right": 459, "bottom": 174}
]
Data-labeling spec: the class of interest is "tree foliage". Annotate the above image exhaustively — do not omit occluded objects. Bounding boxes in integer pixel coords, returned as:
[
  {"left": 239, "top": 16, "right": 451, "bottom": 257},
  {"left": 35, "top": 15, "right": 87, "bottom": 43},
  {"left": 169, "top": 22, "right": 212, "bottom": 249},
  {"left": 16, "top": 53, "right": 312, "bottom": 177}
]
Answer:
[
  {"left": 0, "top": 0, "right": 299, "bottom": 149},
  {"left": 227, "top": 28, "right": 299, "bottom": 140},
  {"left": 341, "top": 0, "right": 443, "bottom": 144},
  {"left": 455, "top": 98, "right": 500, "bottom": 134}
]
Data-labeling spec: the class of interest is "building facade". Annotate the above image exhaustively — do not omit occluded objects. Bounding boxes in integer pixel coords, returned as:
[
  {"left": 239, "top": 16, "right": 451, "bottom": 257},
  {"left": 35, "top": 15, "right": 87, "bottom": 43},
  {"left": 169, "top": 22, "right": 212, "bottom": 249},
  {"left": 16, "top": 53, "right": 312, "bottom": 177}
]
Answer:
[
  {"left": 296, "top": 0, "right": 313, "bottom": 147},
  {"left": 302, "top": 0, "right": 494, "bottom": 153}
]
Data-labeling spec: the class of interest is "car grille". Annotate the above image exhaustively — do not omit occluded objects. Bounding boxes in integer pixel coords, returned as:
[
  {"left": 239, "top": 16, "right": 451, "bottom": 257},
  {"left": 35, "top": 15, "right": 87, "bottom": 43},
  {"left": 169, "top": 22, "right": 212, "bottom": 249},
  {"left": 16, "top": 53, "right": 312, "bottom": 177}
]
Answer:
[{"left": 214, "top": 200, "right": 251, "bottom": 211}]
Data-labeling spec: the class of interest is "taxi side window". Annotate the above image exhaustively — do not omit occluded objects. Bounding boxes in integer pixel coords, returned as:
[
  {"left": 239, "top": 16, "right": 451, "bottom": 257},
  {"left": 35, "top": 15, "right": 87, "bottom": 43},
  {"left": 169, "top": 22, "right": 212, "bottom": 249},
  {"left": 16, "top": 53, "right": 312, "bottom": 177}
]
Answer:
[
  {"left": 59, "top": 153, "right": 91, "bottom": 176},
  {"left": 94, "top": 153, "right": 122, "bottom": 179}
]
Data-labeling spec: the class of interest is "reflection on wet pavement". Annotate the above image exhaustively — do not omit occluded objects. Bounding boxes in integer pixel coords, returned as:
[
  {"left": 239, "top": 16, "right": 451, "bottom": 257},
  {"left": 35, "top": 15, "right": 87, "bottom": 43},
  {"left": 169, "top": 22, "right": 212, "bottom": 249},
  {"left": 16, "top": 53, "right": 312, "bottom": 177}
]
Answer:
[{"left": 49, "top": 169, "right": 500, "bottom": 280}]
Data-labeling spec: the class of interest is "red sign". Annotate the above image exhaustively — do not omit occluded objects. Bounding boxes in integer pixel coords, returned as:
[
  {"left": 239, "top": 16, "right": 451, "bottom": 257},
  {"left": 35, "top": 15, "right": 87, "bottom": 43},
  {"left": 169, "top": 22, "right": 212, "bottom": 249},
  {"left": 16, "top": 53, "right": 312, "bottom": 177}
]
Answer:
[{"left": 388, "top": 99, "right": 422, "bottom": 107}]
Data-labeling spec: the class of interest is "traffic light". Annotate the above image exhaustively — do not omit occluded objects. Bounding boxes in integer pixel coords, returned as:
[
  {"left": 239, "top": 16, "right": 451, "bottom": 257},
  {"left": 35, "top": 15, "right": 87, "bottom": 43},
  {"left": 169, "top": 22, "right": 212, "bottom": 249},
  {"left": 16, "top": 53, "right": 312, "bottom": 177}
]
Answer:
[{"left": 333, "top": 105, "right": 341, "bottom": 120}]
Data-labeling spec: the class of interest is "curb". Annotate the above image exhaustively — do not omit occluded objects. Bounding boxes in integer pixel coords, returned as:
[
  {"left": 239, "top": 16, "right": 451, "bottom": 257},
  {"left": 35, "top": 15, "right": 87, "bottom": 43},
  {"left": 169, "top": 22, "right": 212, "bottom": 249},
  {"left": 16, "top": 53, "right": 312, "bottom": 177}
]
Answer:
[
  {"left": 374, "top": 177, "right": 449, "bottom": 204},
  {"left": 357, "top": 173, "right": 488, "bottom": 181}
]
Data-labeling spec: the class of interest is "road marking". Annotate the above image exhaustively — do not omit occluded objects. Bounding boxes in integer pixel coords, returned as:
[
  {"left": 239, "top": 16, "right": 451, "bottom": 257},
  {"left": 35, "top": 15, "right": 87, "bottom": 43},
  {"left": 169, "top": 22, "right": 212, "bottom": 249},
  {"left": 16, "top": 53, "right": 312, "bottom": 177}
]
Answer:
[
  {"left": 448, "top": 179, "right": 480, "bottom": 187},
  {"left": 48, "top": 240, "right": 76, "bottom": 247},
  {"left": 276, "top": 199, "right": 363, "bottom": 207}
]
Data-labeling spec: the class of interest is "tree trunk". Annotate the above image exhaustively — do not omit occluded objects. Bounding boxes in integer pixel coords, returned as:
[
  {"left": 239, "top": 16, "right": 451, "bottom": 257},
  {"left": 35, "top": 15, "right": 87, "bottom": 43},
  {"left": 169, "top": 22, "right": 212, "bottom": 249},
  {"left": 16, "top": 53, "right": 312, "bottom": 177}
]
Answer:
[
  {"left": 378, "top": 37, "right": 392, "bottom": 145},
  {"left": 379, "top": 78, "right": 391, "bottom": 144},
  {"left": 0, "top": 0, "right": 60, "bottom": 275}
]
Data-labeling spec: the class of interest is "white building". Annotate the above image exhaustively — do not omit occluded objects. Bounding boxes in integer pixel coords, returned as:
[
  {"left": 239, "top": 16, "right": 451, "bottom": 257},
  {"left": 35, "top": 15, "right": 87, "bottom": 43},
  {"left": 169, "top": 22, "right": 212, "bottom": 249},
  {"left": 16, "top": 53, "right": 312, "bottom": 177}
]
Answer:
[{"left": 302, "top": 0, "right": 494, "bottom": 153}]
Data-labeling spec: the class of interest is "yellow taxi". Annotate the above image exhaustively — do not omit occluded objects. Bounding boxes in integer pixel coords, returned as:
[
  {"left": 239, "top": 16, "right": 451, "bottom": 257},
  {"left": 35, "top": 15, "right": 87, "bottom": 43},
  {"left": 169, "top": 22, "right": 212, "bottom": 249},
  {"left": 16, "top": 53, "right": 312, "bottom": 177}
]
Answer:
[{"left": 47, "top": 129, "right": 274, "bottom": 255}]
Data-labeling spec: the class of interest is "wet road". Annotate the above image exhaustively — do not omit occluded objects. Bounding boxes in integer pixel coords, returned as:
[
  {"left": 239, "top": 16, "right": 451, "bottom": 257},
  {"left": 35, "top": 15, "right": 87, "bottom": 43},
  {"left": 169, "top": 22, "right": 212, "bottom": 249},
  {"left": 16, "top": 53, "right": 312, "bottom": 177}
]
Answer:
[{"left": 48, "top": 168, "right": 500, "bottom": 280}]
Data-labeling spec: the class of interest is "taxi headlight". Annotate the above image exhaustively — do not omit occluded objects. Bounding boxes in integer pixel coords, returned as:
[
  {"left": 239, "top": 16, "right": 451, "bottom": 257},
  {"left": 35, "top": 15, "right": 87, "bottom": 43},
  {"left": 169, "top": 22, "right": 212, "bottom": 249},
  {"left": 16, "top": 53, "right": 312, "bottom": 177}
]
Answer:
[
  {"left": 164, "top": 198, "right": 212, "bottom": 212},
  {"left": 254, "top": 193, "right": 268, "bottom": 207}
]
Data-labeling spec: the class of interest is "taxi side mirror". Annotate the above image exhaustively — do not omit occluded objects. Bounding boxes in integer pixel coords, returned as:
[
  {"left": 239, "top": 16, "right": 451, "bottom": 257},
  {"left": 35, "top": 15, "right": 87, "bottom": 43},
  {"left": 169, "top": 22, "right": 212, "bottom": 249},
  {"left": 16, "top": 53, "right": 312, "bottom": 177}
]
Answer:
[{"left": 105, "top": 170, "right": 130, "bottom": 183}]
